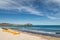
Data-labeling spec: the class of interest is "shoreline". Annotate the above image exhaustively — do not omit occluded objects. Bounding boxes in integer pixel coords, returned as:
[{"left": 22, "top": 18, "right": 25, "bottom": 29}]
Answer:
[
  {"left": 12, "top": 29, "right": 60, "bottom": 38},
  {"left": 0, "top": 28, "right": 60, "bottom": 40},
  {"left": 21, "top": 31, "right": 60, "bottom": 40},
  {"left": 23, "top": 31, "right": 60, "bottom": 38}
]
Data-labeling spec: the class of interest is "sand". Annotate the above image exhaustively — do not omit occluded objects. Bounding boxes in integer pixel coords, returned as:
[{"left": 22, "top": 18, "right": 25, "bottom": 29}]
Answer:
[{"left": 0, "top": 28, "right": 60, "bottom": 40}]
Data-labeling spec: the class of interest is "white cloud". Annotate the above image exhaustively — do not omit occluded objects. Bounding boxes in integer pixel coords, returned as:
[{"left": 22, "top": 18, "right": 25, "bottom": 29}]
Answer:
[
  {"left": 17, "top": 7, "right": 44, "bottom": 16},
  {"left": 0, "top": 0, "right": 22, "bottom": 9},
  {"left": 44, "top": 0, "right": 60, "bottom": 19},
  {"left": 46, "top": 13, "right": 60, "bottom": 19},
  {"left": 47, "top": 0, "right": 60, "bottom": 4},
  {"left": 0, "top": 0, "right": 8, "bottom": 8},
  {"left": 0, "top": 0, "right": 60, "bottom": 19},
  {"left": 0, "top": 0, "right": 12, "bottom": 9},
  {"left": 0, "top": 0, "right": 44, "bottom": 16},
  {"left": 47, "top": 16, "right": 59, "bottom": 19},
  {"left": 51, "top": 0, "right": 60, "bottom": 3}
]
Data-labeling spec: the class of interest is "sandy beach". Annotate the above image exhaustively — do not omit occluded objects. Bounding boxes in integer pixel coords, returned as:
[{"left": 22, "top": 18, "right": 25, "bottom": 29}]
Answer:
[{"left": 0, "top": 28, "right": 60, "bottom": 40}]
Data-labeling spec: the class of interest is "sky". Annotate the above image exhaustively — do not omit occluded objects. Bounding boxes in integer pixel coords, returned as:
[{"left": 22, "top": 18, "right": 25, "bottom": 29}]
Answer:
[{"left": 0, "top": 0, "right": 60, "bottom": 25}]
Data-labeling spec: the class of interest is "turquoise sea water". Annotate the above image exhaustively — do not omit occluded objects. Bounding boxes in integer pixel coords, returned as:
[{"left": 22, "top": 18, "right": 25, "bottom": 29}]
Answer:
[{"left": 0, "top": 25, "right": 60, "bottom": 37}]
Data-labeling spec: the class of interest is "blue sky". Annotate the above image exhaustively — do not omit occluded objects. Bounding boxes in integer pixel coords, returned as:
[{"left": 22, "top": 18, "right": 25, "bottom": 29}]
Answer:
[{"left": 0, "top": 0, "right": 60, "bottom": 25}]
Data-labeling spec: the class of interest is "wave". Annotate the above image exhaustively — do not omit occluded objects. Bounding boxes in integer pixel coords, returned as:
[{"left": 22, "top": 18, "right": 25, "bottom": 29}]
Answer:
[
  {"left": 20, "top": 29, "right": 56, "bottom": 34},
  {"left": 0, "top": 27, "right": 60, "bottom": 35}
]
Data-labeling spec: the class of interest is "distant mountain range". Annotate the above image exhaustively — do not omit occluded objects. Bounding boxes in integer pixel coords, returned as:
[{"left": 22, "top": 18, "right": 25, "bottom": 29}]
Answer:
[{"left": 0, "top": 23, "right": 32, "bottom": 26}]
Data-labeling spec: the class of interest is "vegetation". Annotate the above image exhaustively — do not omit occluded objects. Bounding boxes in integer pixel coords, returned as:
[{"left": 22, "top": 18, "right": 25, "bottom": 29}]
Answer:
[{"left": 0, "top": 23, "right": 32, "bottom": 26}]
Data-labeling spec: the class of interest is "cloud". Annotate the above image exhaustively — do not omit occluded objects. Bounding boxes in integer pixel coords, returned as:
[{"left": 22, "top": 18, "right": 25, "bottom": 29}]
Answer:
[
  {"left": 46, "top": 0, "right": 60, "bottom": 3},
  {"left": 0, "top": 0, "right": 12, "bottom": 9},
  {"left": 51, "top": 0, "right": 60, "bottom": 3},
  {"left": 0, "top": 0, "right": 60, "bottom": 19},
  {"left": 45, "top": 0, "right": 60, "bottom": 19},
  {"left": 17, "top": 7, "right": 44, "bottom": 16},
  {"left": 0, "top": 0, "right": 44, "bottom": 16},
  {"left": 47, "top": 16, "right": 60, "bottom": 19}
]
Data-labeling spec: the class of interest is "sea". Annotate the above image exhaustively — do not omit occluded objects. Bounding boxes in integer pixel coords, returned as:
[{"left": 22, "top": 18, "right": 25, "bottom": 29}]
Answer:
[{"left": 0, "top": 25, "right": 60, "bottom": 37}]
